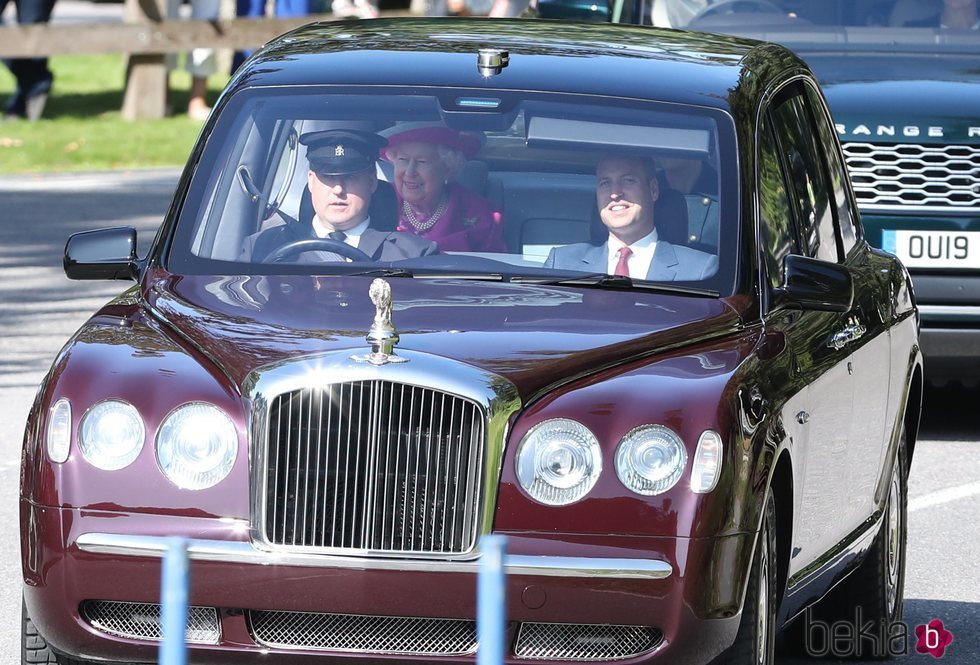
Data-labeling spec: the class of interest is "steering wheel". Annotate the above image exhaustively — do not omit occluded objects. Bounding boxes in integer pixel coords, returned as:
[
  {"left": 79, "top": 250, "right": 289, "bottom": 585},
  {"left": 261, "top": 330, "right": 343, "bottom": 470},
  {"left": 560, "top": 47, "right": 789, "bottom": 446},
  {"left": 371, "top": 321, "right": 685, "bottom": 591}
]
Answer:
[
  {"left": 262, "top": 238, "right": 372, "bottom": 263},
  {"left": 690, "top": 0, "right": 784, "bottom": 22}
]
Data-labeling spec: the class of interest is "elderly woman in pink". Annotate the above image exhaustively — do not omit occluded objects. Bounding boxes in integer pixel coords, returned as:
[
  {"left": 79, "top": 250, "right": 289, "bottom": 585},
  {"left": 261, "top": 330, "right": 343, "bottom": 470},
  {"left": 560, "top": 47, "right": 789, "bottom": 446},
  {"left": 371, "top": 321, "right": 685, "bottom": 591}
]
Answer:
[{"left": 380, "top": 122, "right": 506, "bottom": 253}]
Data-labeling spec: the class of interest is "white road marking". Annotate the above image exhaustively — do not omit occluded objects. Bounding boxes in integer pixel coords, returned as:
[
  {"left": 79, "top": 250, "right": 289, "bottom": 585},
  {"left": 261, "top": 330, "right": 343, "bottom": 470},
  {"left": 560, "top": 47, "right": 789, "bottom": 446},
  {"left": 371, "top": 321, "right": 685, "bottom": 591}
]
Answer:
[{"left": 909, "top": 481, "right": 980, "bottom": 513}]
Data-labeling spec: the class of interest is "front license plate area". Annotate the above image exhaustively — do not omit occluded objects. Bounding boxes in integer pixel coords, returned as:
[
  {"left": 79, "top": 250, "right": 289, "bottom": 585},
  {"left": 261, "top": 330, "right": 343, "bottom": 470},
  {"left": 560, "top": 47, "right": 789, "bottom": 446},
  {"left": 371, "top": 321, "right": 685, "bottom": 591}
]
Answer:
[{"left": 881, "top": 230, "right": 980, "bottom": 269}]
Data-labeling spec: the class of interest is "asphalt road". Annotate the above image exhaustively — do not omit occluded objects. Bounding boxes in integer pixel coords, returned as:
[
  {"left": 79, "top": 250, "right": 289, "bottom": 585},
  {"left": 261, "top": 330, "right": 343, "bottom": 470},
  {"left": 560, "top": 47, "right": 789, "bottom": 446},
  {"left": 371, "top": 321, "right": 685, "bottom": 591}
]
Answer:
[{"left": 0, "top": 169, "right": 978, "bottom": 664}]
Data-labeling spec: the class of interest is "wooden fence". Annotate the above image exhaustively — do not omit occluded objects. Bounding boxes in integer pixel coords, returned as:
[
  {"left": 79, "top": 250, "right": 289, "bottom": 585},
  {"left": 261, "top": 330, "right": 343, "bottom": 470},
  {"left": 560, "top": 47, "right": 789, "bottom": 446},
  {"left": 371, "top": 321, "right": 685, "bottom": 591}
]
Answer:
[{"left": 0, "top": 0, "right": 413, "bottom": 119}]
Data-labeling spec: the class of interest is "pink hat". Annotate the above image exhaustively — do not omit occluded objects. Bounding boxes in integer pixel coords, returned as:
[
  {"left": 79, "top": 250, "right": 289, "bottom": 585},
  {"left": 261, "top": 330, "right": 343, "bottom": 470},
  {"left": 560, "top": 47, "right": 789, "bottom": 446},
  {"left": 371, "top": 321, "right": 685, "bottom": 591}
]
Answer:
[{"left": 380, "top": 122, "right": 484, "bottom": 161}]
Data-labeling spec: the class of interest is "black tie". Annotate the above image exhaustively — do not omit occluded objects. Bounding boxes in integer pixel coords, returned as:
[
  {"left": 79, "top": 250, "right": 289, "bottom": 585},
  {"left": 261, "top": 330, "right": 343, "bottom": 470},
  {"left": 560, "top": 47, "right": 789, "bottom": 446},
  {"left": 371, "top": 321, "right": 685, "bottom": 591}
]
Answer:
[{"left": 328, "top": 230, "right": 347, "bottom": 242}]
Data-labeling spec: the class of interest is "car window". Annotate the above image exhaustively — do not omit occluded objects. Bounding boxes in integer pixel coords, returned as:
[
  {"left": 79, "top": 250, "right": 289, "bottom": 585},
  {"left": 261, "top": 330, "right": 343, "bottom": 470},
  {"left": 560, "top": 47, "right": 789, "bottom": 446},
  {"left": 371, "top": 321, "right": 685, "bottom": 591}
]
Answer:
[
  {"left": 804, "top": 85, "right": 859, "bottom": 257},
  {"left": 169, "top": 88, "right": 739, "bottom": 295},
  {"left": 648, "top": 0, "right": 980, "bottom": 31},
  {"left": 758, "top": 112, "right": 800, "bottom": 292},
  {"left": 769, "top": 87, "right": 840, "bottom": 263}
]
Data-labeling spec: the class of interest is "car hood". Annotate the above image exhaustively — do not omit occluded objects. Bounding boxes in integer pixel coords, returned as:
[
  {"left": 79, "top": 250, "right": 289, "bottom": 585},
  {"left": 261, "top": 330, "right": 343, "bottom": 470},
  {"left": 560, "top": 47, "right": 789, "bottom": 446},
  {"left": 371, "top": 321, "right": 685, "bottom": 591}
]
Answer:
[
  {"left": 145, "top": 274, "right": 739, "bottom": 399},
  {"left": 795, "top": 52, "right": 980, "bottom": 144}
]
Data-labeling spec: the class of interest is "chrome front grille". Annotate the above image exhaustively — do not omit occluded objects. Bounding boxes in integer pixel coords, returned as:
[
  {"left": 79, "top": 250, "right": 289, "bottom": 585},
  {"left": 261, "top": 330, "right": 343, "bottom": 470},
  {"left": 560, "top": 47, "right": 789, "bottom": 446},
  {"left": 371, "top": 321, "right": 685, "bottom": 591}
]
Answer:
[
  {"left": 80, "top": 601, "right": 220, "bottom": 644},
  {"left": 514, "top": 623, "right": 664, "bottom": 661},
  {"left": 248, "top": 610, "right": 478, "bottom": 655},
  {"left": 263, "top": 380, "right": 485, "bottom": 555},
  {"left": 841, "top": 142, "right": 980, "bottom": 211}
]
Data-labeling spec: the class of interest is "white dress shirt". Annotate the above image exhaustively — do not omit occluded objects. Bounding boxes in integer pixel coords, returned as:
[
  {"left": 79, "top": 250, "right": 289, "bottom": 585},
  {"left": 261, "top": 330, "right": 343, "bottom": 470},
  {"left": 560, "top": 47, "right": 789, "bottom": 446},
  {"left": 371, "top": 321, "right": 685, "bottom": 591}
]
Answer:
[
  {"left": 312, "top": 217, "right": 371, "bottom": 258},
  {"left": 606, "top": 229, "right": 658, "bottom": 279}
]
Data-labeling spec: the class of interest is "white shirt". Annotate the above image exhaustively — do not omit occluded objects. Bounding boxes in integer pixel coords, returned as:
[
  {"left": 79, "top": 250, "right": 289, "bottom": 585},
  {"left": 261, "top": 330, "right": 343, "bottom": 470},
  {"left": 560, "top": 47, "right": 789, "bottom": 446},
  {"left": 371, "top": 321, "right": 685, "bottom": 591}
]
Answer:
[
  {"left": 607, "top": 229, "right": 658, "bottom": 279},
  {"left": 312, "top": 216, "right": 370, "bottom": 254}
]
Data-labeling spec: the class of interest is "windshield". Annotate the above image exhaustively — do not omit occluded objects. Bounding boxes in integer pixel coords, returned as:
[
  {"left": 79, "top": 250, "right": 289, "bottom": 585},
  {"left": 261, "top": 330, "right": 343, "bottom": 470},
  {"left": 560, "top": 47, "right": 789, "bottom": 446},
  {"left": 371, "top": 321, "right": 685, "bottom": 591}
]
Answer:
[
  {"left": 169, "top": 87, "right": 737, "bottom": 295},
  {"left": 641, "top": 0, "right": 980, "bottom": 35}
]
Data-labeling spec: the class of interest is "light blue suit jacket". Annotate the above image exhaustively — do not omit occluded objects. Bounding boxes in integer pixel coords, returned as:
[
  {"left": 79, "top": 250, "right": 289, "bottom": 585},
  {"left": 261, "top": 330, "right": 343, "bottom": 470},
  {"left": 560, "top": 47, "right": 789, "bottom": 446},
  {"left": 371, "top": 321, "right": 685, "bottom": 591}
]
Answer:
[{"left": 544, "top": 240, "right": 718, "bottom": 281}]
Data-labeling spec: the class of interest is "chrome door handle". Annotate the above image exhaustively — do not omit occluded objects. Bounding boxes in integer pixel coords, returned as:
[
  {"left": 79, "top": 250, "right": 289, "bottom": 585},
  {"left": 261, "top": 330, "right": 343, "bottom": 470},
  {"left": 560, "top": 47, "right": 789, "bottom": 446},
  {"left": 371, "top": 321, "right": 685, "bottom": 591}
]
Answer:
[
  {"left": 830, "top": 330, "right": 851, "bottom": 350},
  {"left": 829, "top": 323, "right": 867, "bottom": 350}
]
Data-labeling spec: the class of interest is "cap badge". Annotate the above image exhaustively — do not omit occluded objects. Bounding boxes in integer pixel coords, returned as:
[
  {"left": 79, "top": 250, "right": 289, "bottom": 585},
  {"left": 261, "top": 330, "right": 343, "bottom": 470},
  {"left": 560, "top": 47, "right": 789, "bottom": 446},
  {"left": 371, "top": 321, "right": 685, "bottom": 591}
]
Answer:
[
  {"left": 352, "top": 278, "right": 408, "bottom": 366},
  {"left": 335, "top": 144, "right": 345, "bottom": 156}
]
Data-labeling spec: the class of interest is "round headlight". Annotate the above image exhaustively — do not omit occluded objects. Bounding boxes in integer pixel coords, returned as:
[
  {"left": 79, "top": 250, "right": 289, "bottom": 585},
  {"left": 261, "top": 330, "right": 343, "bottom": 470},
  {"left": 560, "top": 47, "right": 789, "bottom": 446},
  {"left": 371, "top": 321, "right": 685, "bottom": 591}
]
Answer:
[
  {"left": 615, "top": 425, "right": 687, "bottom": 496},
  {"left": 79, "top": 400, "right": 145, "bottom": 470},
  {"left": 516, "top": 418, "right": 602, "bottom": 506},
  {"left": 156, "top": 403, "right": 238, "bottom": 490}
]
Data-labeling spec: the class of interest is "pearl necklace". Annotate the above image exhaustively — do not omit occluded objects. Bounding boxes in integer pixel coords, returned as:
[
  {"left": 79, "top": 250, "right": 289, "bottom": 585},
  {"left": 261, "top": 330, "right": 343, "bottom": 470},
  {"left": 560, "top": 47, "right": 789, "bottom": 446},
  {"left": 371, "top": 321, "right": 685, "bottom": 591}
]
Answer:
[{"left": 403, "top": 195, "right": 448, "bottom": 232}]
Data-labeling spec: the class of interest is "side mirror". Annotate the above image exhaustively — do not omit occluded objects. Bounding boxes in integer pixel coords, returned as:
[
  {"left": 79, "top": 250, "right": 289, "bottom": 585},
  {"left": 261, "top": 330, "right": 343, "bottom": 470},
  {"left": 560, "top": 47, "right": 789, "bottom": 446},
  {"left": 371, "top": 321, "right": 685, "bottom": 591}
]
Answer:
[
  {"left": 773, "top": 254, "right": 853, "bottom": 313},
  {"left": 64, "top": 227, "right": 139, "bottom": 281}
]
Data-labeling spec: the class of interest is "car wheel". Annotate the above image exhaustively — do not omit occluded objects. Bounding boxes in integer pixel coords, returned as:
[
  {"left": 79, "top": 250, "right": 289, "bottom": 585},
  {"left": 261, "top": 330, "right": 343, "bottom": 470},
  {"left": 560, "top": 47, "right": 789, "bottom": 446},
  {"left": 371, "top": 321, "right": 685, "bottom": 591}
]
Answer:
[
  {"left": 722, "top": 492, "right": 777, "bottom": 665},
  {"left": 796, "top": 430, "right": 908, "bottom": 659},
  {"left": 22, "top": 597, "right": 92, "bottom": 665},
  {"left": 22, "top": 596, "right": 57, "bottom": 665}
]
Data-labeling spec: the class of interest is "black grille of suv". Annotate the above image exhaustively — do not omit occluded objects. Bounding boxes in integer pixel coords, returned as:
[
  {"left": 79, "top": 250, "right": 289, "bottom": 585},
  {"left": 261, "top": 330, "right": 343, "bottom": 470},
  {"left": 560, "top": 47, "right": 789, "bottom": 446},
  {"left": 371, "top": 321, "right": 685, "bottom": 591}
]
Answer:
[{"left": 263, "top": 381, "right": 485, "bottom": 554}]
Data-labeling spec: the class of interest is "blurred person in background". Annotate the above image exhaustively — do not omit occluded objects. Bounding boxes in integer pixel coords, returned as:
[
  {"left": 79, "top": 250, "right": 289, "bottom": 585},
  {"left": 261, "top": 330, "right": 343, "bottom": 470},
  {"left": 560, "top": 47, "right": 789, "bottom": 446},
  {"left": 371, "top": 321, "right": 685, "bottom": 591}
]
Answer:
[
  {"left": 331, "top": 0, "right": 377, "bottom": 19},
  {"left": 1, "top": 0, "right": 57, "bottom": 121},
  {"left": 167, "top": 0, "right": 220, "bottom": 120},
  {"left": 232, "top": 0, "right": 329, "bottom": 75}
]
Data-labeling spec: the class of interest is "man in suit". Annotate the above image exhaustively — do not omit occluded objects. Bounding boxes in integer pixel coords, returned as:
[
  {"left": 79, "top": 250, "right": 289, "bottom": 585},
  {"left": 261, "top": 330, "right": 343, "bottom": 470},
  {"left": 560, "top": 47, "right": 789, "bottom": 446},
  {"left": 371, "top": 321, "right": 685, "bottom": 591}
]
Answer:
[
  {"left": 545, "top": 154, "right": 718, "bottom": 281},
  {"left": 242, "top": 129, "right": 438, "bottom": 263}
]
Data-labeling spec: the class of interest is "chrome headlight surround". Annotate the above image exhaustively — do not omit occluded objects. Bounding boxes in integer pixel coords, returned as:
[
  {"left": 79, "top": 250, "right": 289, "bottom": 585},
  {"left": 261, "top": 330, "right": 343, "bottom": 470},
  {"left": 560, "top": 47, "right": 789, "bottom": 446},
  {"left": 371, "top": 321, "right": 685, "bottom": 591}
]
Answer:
[
  {"left": 156, "top": 402, "right": 238, "bottom": 490},
  {"left": 516, "top": 418, "right": 602, "bottom": 506},
  {"left": 79, "top": 399, "right": 145, "bottom": 470},
  {"left": 615, "top": 424, "right": 687, "bottom": 496}
]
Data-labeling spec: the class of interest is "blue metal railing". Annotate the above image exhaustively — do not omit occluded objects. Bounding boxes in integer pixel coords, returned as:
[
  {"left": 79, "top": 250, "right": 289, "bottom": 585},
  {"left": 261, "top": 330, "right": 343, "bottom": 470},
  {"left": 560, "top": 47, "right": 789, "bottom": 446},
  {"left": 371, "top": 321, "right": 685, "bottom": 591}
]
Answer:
[
  {"left": 159, "top": 538, "right": 189, "bottom": 665},
  {"left": 158, "top": 535, "right": 509, "bottom": 665}
]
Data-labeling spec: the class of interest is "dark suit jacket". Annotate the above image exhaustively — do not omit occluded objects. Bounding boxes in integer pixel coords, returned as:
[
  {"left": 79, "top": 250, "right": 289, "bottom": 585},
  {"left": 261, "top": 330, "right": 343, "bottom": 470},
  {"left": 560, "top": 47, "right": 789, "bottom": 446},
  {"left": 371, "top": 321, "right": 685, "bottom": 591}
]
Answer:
[
  {"left": 240, "top": 216, "right": 438, "bottom": 263},
  {"left": 544, "top": 240, "right": 718, "bottom": 281}
]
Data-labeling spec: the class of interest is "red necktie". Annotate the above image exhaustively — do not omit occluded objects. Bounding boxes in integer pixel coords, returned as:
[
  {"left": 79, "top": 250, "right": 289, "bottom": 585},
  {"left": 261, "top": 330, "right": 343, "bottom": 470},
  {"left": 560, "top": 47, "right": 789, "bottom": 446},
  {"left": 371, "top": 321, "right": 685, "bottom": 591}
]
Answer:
[{"left": 614, "top": 246, "right": 633, "bottom": 277}]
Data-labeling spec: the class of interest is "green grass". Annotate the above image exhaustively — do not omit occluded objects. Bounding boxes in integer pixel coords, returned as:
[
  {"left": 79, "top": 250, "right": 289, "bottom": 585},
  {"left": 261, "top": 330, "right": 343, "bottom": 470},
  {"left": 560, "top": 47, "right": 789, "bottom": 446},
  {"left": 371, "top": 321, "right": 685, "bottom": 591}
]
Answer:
[{"left": 0, "top": 54, "right": 229, "bottom": 173}]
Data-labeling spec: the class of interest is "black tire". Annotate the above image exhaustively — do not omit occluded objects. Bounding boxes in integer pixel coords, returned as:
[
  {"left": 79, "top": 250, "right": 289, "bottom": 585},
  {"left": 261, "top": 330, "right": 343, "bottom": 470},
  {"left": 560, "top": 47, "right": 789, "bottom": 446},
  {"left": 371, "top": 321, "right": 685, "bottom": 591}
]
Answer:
[
  {"left": 22, "top": 596, "right": 58, "bottom": 665},
  {"left": 22, "top": 597, "right": 93, "bottom": 665},
  {"left": 721, "top": 492, "right": 777, "bottom": 665},
  {"left": 794, "top": 431, "right": 908, "bottom": 660}
]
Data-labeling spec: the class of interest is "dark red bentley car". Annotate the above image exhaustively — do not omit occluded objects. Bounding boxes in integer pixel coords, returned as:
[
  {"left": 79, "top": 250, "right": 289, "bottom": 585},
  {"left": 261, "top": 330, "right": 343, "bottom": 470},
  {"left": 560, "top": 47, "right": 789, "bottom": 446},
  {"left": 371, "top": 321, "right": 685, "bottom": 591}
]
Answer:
[{"left": 21, "top": 17, "right": 922, "bottom": 665}]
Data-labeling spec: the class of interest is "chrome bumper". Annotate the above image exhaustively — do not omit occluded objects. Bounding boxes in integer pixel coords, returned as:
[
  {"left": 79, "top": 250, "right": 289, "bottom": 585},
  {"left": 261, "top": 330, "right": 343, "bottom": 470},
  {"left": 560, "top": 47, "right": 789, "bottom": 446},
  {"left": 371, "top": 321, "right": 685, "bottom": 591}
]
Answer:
[{"left": 75, "top": 532, "right": 672, "bottom": 580}]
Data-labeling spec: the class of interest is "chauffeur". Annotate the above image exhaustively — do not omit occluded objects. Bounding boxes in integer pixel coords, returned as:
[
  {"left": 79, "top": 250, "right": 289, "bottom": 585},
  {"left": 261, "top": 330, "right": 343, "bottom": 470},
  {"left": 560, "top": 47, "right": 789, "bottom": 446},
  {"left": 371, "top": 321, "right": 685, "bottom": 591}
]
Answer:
[{"left": 241, "top": 129, "right": 438, "bottom": 263}]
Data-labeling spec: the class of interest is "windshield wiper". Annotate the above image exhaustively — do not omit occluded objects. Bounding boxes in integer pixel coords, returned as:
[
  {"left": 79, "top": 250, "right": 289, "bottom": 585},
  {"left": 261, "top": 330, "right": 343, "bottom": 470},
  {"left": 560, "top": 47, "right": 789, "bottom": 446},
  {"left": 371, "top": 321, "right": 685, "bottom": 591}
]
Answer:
[
  {"left": 511, "top": 273, "right": 719, "bottom": 297},
  {"left": 344, "top": 268, "right": 416, "bottom": 278},
  {"left": 343, "top": 268, "right": 506, "bottom": 281}
]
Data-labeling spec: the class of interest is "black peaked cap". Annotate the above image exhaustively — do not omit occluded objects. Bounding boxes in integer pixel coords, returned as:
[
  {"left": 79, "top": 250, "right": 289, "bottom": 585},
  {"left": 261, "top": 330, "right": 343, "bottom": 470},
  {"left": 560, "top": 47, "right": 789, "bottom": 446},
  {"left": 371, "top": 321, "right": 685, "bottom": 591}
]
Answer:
[{"left": 300, "top": 129, "right": 388, "bottom": 176}]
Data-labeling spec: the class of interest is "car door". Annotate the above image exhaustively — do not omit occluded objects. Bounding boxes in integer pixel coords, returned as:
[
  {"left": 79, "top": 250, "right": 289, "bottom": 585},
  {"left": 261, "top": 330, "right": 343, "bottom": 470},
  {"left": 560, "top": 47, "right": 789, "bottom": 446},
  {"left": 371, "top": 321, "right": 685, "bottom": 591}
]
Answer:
[
  {"left": 765, "top": 83, "right": 857, "bottom": 577},
  {"left": 803, "top": 83, "right": 894, "bottom": 524}
]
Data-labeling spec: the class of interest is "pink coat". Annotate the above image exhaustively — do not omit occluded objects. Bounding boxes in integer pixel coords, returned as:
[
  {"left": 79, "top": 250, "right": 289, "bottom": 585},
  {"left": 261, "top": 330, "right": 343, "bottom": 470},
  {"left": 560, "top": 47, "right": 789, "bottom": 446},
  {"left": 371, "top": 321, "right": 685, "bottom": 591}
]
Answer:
[{"left": 396, "top": 183, "right": 506, "bottom": 253}]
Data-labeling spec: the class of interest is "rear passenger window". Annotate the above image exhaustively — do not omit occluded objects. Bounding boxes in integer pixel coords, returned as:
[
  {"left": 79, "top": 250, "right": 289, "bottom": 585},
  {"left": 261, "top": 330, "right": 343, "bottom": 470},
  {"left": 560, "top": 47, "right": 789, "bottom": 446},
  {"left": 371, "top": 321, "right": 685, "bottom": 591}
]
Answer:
[
  {"left": 759, "top": 114, "right": 800, "bottom": 292},
  {"left": 770, "top": 88, "right": 839, "bottom": 264}
]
